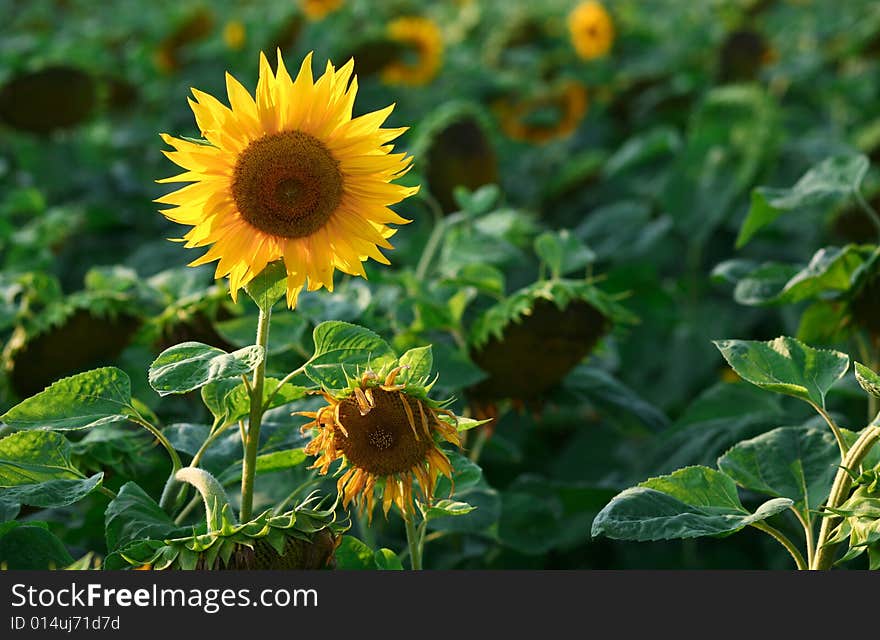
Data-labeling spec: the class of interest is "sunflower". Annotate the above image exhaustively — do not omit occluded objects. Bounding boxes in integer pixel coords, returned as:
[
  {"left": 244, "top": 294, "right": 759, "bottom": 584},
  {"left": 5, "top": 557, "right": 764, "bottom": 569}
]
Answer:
[
  {"left": 300, "top": 367, "right": 462, "bottom": 520},
  {"left": 381, "top": 16, "right": 444, "bottom": 86},
  {"left": 493, "top": 81, "right": 588, "bottom": 144},
  {"left": 222, "top": 20, "right": 246, "bottom": 51},
  {"left": 300, "top": 0, "right": 343, "bottom": 21},
  {"left": 568, "top": 1, "right": 614, "bottom": 60},
  {"left": 157, "top": 51, "right": 417, "bottom": 308}
]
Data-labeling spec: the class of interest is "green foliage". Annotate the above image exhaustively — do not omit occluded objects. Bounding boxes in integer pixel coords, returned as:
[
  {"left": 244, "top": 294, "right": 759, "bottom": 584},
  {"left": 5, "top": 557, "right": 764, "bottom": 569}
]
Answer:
[
  {"left": 737, "top": 155, "right": 870, "bottom": 248},
  {"left": 0, "top": 431, "right": 103, "bottom": 507},
  {"left": 714, "top": 337, "right": 850, "bottom": 409},
  {"left": 2, "top": 367, "right": 133, "bottom": 430},
  {"left": 592, "top": 466, "right": 793, "bottom": 541},
  {"left": 148, "top": 342, "right": 265, "bottom": 396}
]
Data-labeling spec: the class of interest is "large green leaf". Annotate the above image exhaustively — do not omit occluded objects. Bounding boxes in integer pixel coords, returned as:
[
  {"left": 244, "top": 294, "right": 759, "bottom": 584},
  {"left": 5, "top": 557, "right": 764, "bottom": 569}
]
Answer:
[
  {"left": 591, "top": 466, "right": 793, "bottom": 541},
  {"left": 714, "top": 336, "right": 849, "bottom": 408},
  {"left": 717, "top": 425, "right": 840, "bottom": 513},
  {"left": 104, "top": 481, "right": 188, "bottom": 551},
  {"left": 216, "top": 449, "right": 307, "bottom": 485},
  {"left": 0, "top": 522, "right": 74, "bottom": 569},
  {"left": 642, "top": 382, "right": 785, "bottom": 475},
  {"left": 148, "top": 342, "right": 264, "bottom": 396},
  {"left": 304, "top": 321, "right": 396, "bottom": 389},
  {"left": 0, "top": 431, "right": 103, "bottom": 507},
  {"left": 737, "top": 154, "right": 869, "bottom": 248},
  {"left": 733, "top": 245, "right": 867, "bottom": 306},
  {"left": 1, "top": 367, "right": 132, "bottom": 431}
]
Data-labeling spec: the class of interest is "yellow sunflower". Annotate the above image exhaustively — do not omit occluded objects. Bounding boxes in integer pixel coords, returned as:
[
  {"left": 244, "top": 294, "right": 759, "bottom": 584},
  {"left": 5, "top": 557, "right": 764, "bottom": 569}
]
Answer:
[
  {"left": 157, "top": 51, "right": 417, "bottom": 308},
  {"left": 568, "top": 1, "right": 615, "bottom": 60},
  {"left": 381, "top": 16, "right": 444, "bottom": 86},
  {"left": 300, "top": 367, "right": 461, "bottom": 520},
  {"left": 494, "top": 81, "right": 588, "bottom": 144},
  {"left": 222, "top": 20, "right": 246, "bottom": 51},
  {"left": 300, "top": 0, "right": 343, "bottom": 21}
]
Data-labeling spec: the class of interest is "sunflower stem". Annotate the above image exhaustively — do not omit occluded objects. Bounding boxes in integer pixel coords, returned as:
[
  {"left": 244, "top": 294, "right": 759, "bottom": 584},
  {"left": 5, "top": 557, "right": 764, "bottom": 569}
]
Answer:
[
  {"left": 812, "top": 425, "right": 880, "bottom": 569},
  {"left": 240, "top": 305, "right": 272, "bottom": 522},
  {"left": 404, "top": 513, "right": 423, "bottom": 570},
  {"left": 414, "top": 195, "right": 447, "bottom": 281}
]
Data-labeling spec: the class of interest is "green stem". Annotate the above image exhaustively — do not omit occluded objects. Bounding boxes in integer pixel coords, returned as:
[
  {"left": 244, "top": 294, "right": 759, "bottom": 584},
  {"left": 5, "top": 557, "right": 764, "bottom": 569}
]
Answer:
[
  {"left": 262, "top": 363, "right": 307, "bottom": 411},
  {"left": 750, "top": 521, "right": 807, "bottom": 570},
  {"left": 414, "top": 195, "right": 447, "bottom": 281},
  {"left": 812, "top": 425, "right": 880, "bottom": 570},
  {"left": 98, "top": 486, "right": 117, "bottom": 500},
  {"left": 468, "top": 426, "right": 490, "bottom": 463},
  {"left": 810, "top": 403, "right": 848, "bottom": 458},
  {"left": 404, "top": 513, "right": 423, "bottom": 570},
  {"left": 791, "top": 507, "right": 815, "bottom": 565},
  {"left": 191, "top": 421, "right": 234, "bottom": 468},
  {"left": 239, "top": 305, "right": 271, "bottom": 522},
  {"left": 855, "top": 189, "right": 880, "bottom": 242},
  {"left": 130, "top": 415, "right": 182, "bottom": 471}
]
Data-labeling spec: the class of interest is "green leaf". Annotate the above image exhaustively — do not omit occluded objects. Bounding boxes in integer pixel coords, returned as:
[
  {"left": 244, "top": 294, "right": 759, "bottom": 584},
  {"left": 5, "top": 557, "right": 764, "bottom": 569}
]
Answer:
[
  {"left": 717, "top": 425, "right": 840, "bottom": 513},
  {"left": 534, "top": 230, "right": 595, "bottom": 278},
  {"left": 397, "top": 345, "right": 433, "bottom": 384},
  {"left": 855, "top": 361, "right": 880, "bottom": 398},
  {"left": 373, "top": 548, "right": 404, "bottom": 570},
  {"left": 0, "top": 522, "right": 74, "bottom": 569},
  {"left": 644, "top": 382, "right": 784, "bottom": 475},
  {"left": 737, "top": 154, "right": 869, "bottom": 248},
  {"left": 733, "top": 245, "right": 867, "bottom": 306},
  {"left": 148, "top": 342, "right": 265, "bottom": 396},
  {"left": 216, "top": 449, "right": 307, "bottom": 485},
  {"left": 591, "top": 466, "right": 793, "bottom": 541},
  {"left": 333, "top": 535, "right": 376, "bottom": 569},
  {"left": 217, "top": 378, "right": 308, "bottom": 427},
  {"left": 0, "top": 431, "right": 103, "bottom": 507},
  {"left": 243, "top": 260, "right": 288, "bottom": 311},
  {"left": 304, "top": 321, "right": 396, "bottom": 389},
  {"left": 1, "top": 367, "right": 132, "bottom": 431},
  {"left": 104, "top": 481, "right": 188, "bottom": 552},
  {"left": 714, "top": 336, "right": 850, "bottom": 409},
  {"left": 425, "top": 499, "right": 475, "bottom": 521},
  {"left": 200, "top": 378, "right": 241, "bottom": 425},
  {"left": 603, "top": 126, "right": 681, "bottom": 177},
  {"left": 0, "top": 498, "right": 19, "bottom": 522}
]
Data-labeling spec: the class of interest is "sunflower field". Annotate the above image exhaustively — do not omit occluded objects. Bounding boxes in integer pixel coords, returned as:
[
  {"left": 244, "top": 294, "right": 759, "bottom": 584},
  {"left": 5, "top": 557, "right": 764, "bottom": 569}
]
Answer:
[{"left": 2, "top": 0, "right": 880, "bottom": 573}]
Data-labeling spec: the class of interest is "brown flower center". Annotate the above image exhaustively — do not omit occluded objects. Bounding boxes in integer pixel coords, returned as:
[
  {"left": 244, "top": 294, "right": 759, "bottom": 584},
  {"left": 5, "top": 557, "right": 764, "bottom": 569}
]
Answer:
[
  {"left": 232, "top": 130, "right": 343, "bottom": 238},
  {"left": 335, "top": 388, "right": 434, "bottom": 476}
]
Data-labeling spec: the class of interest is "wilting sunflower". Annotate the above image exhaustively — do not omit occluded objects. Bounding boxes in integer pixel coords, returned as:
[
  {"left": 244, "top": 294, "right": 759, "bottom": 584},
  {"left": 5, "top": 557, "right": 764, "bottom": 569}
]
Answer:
[
  {"left": 300, "top": 0, "right": 343, "bottom": 21},
  {"left": 568, "top": 1, "right": 614, "bottom": 60},
  {"left": 300, "top": 367, "right": 462, "bottom": 520},
  {"left": 493, "top": 81, "right": 588, "bottom": 144},
  {"left": 157, "top": 51, "right": 417, "bottom": 308},
  {"left": 381, "top": 16, "right": 444, "bottom": 86}
]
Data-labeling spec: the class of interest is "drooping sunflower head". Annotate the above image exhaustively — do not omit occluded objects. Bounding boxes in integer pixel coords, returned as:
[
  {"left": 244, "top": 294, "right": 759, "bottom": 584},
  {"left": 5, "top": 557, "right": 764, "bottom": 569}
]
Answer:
[
  {"left": 300, "top": 0, "right": 344, "bottom": 21},
  {"left": 468, "top": 279, "right": 637, "bottom": 409},
  {"left": 301, "top": 366, "right": 462, "bottom": 521},
  {"left": 413, "top": 102, "right": 499, "bottom": 213},
  {"left": 493, "top": 81, "right": 588, "bottom": 144},
  {"left": 380, "top": 16, "right": 444, "bottom": 86},
  {"left": 568, "top": 1, "right": 614, "bottom": 61},
  {"left": 157, "top": 50, "right": 418, "bottom": 308}
]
